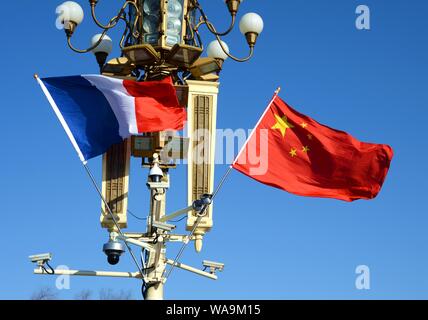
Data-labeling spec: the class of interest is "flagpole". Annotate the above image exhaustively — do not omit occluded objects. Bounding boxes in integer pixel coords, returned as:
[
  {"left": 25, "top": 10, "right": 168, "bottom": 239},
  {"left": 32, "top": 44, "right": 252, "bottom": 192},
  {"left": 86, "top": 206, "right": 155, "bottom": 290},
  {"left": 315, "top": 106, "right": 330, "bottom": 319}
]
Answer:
[
  {"left": 35, "top": 74, "right": 145, "bottom": 280},
  {"left": 163, "top": 87, "right": 282, "bottom": 282},
  {"left": 82, "top": 162, "right": 145, "bottom": 280},
  {"left": 232, "top": 87, "right": 281, "bottom": 166},
  {"left": 162, "top": 163, "right": 233, "bottom": 283}
]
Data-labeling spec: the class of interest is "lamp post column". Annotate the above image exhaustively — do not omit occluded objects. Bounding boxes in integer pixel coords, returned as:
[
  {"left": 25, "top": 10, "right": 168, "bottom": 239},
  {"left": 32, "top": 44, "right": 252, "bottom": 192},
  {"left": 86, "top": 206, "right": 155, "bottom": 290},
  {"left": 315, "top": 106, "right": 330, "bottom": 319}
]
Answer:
[
  {"left": 144, "top": 153, "right": 169, "bottom": 300},
  {"left": 49, "top": 0, "right": 264, "bottom": 300}
]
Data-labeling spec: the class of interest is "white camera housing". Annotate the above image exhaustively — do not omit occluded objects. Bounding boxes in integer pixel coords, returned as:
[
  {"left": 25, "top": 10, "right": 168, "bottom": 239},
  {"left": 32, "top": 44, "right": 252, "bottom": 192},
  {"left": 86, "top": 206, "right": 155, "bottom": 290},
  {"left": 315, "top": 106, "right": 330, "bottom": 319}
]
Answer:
[
  {"left": 203, "top": 260, "right": 224, "bottom": 273},
  {"left": 29, "top": 253, "right": 52, "bottom": 265}
]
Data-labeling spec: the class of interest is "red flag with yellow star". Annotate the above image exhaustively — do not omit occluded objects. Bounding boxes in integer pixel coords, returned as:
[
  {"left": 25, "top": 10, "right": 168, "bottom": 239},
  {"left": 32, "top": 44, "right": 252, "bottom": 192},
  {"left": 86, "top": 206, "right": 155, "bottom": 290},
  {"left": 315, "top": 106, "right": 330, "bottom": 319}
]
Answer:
[{"left": 232, "top": 94, "right": 393, "bottom": 202}]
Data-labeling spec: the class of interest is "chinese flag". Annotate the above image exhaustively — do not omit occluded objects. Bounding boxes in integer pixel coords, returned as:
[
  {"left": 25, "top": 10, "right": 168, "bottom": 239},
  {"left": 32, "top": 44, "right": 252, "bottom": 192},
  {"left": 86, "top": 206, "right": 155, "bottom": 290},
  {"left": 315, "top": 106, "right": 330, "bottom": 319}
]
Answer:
[{"left": 232, "top": 95, "right": 393, "bottom": 202}]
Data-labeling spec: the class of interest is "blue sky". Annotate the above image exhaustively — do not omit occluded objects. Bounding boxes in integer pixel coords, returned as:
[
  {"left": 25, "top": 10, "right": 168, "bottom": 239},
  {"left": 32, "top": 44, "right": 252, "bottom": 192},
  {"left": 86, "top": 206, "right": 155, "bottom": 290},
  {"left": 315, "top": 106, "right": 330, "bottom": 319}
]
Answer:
[{"left": 1, "top": 0, "right": 428, "bottom": 299}]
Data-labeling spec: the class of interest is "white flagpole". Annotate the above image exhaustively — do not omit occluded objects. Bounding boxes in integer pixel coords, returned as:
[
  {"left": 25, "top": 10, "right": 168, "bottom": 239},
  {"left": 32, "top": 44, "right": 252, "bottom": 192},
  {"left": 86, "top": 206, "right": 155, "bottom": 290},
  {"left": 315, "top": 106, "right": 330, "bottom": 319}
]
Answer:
[
  {"left": 163, "top": 87, "right": 281, "bottom": 282},
  {"left": 231, "top": 87, "right": 281, "bottom": 166},
  {"left": 34, "top": 74, "right": 146, "bottom": 279},
  {"left": 34, "top": 74, "right": 86, "bottom": 163}
]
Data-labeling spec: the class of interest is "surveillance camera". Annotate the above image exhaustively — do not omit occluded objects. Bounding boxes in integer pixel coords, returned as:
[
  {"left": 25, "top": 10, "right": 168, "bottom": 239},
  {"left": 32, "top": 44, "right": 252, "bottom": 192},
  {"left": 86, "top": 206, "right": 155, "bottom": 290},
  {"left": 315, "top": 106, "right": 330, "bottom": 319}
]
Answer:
[
  {"left": 103, "top": 240, "right": 125, "bottom": 265},
  {"left": 192, "top": 194, "right": 212, "bottom": 212},
  {"left": 29, "top": 253, "right": 52, "bottom": 265},
  {"left": 149, "top": 163, "right": 163, "bottom": 182},
  {"left": 203, "top": 260, "right": 224, "bottom": 273},
  {"left": 152, "top": 221, "right": 176, "bottom": 232}
]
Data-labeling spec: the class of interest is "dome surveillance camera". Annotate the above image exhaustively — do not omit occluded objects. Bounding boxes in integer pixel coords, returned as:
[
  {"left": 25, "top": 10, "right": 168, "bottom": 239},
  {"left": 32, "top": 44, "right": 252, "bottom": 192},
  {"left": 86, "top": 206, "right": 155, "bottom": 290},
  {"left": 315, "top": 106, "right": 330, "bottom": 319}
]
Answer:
[
  {"left": 149, "top": 163, "right": 163, "bottom": 182},
  {"left": 103, "top": 240, "right": 125, "bottom": 265}
]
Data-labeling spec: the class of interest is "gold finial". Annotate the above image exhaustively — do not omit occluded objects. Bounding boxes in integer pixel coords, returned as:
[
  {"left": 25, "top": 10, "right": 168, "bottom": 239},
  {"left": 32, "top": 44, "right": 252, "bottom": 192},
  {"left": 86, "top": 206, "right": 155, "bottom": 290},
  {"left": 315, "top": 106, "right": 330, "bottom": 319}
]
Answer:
[
  {"left": 274, "top": 87, "right": 281, "bottom": 95},
  {"left": 33, "top": 74, "right": 39, "bottom": 80}
]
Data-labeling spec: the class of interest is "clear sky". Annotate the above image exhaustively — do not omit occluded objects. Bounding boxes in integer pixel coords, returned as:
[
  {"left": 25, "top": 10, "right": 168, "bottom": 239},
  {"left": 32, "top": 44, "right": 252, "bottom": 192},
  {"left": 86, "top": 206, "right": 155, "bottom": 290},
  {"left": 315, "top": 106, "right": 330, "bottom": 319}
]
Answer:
[{"left": 1, "top": 0, "right": 428, "bottom": 300}]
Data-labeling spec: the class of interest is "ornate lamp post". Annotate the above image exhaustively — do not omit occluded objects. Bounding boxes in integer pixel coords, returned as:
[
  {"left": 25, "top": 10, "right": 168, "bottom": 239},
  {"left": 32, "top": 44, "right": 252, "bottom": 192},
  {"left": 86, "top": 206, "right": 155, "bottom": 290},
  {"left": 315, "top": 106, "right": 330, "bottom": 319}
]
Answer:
[
  {"left": 57, "top": 0, "right": 263, "bottom": 75},
  {"left": 52, "top": 0, "right": 264, "bottom": 300}
]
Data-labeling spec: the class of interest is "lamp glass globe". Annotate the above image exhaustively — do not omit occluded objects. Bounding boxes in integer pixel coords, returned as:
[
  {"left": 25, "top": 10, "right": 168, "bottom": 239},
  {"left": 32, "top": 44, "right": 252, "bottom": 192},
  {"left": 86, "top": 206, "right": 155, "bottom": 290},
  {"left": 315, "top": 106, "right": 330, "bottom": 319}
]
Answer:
[
  {"left": 91, "top": 34, "right": 113, "bottom": 54},
  {"left": 207, "top": 40, "right": 229, "bottom": 60},
  {"left": 61, "top": 1, "right": 84, "bottom": 25},
  {"left": 239, "top": 12, "right": 264, "bottom": 35}
]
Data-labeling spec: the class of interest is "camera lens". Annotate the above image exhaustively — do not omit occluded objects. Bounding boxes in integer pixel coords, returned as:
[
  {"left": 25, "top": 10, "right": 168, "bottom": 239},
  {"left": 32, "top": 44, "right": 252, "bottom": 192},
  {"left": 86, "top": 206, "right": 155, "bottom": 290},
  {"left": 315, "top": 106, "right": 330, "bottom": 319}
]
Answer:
[{"left": 107, "top": 252, "right": 120, "bottom": 265}]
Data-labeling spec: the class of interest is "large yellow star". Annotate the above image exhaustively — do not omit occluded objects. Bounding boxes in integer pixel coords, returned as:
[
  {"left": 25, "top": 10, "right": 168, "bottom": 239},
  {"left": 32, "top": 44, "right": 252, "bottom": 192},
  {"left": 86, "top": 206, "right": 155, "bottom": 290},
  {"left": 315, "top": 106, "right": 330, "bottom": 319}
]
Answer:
[{"left": 271, "top": 114, "right": 294, "bottom": 137}]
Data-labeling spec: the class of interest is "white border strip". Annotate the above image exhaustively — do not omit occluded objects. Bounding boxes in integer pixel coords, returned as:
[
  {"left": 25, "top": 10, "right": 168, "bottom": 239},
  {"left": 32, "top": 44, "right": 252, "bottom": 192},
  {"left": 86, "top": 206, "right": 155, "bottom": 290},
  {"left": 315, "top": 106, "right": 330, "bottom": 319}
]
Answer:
[
  {"left": 232, "top": 88, "right": 281, "bottom": 166},
  {"left": 36, "top": 77, "right": 86, "bottom": 163}
]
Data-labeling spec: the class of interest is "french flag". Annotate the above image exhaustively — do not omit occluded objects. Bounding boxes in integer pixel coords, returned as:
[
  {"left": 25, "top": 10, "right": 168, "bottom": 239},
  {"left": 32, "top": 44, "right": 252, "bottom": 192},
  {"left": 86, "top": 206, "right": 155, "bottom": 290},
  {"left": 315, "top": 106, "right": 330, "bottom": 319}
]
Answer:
[{"left": 36, "top": 75, "right": 186, "bottom": 162}]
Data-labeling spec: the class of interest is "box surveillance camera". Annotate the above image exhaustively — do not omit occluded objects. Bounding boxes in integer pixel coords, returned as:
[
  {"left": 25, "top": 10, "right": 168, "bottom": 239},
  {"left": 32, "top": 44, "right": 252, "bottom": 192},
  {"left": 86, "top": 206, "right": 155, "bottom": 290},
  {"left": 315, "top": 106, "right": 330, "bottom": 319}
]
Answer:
[
  {"left": 29, "top": 253, "right": 52, "bottom": 264},
  {"left": 203, "top": 260, "right": 224, "bottom": 272}
]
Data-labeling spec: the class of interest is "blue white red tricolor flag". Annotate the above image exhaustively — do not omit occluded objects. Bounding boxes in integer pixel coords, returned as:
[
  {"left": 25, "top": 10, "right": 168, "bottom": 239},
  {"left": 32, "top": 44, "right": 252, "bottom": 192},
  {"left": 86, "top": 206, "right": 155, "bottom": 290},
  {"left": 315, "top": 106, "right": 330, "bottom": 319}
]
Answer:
[{"left": 36, "top": 75, "right": 186, "bottom": 162}]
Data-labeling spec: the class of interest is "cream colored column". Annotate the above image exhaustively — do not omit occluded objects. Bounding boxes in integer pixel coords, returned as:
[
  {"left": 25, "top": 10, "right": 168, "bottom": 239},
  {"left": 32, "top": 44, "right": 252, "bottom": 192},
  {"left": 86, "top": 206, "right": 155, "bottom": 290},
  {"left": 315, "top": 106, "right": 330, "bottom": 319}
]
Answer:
[
  {"left": 100, "top": 139, "right": 131, "bottom": 230},
  {"left": 185, "top": 80, "right": 219, "bottom": 252}
]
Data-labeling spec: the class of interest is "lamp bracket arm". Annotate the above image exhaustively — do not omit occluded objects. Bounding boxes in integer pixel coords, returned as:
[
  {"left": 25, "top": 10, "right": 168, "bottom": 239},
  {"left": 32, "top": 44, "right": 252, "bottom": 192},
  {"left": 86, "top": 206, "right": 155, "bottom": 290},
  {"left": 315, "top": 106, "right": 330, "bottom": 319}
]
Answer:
[
  {"left": 66, "top": 28, "right": 110, "bottom": 54},
  {"left": 213, "top": 34, "right": 255, "bottom": 62},
  {"left": 194, "top": 3, "right": 236, "bottom": 37},
  {"left": 119, "top": 16, "right": 134, "bottom": 49}
]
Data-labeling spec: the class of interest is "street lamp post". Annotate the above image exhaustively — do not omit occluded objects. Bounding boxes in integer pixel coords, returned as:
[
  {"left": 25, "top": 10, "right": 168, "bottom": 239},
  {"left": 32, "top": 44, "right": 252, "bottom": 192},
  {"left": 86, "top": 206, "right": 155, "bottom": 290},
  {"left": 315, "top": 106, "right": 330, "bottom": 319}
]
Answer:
[
  {"left": 49, "top": 0, "right": 264, "bottom": 300},
  {"left": 57, "top": 0, "right": 263, "bottom": 74}
]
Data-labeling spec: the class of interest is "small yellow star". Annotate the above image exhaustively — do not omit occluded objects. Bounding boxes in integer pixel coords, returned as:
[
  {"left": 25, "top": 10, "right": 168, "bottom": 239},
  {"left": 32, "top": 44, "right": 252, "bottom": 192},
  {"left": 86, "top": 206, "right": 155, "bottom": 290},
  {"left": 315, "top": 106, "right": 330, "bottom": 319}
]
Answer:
[
  {"left": 289, "top": 148, "right": 297, "bottom": 157},
  {"left": 271, "top": 114, "right": 294, "bottom": 138},
  {"left": 301, "top": 122, "right": 308, "bottom": 129},
  {"left": 302, "top": 146, "right": 310, "bottom": 153},
  {"left": 307, "top": 134, "right": 313, "bottom": 140}
]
